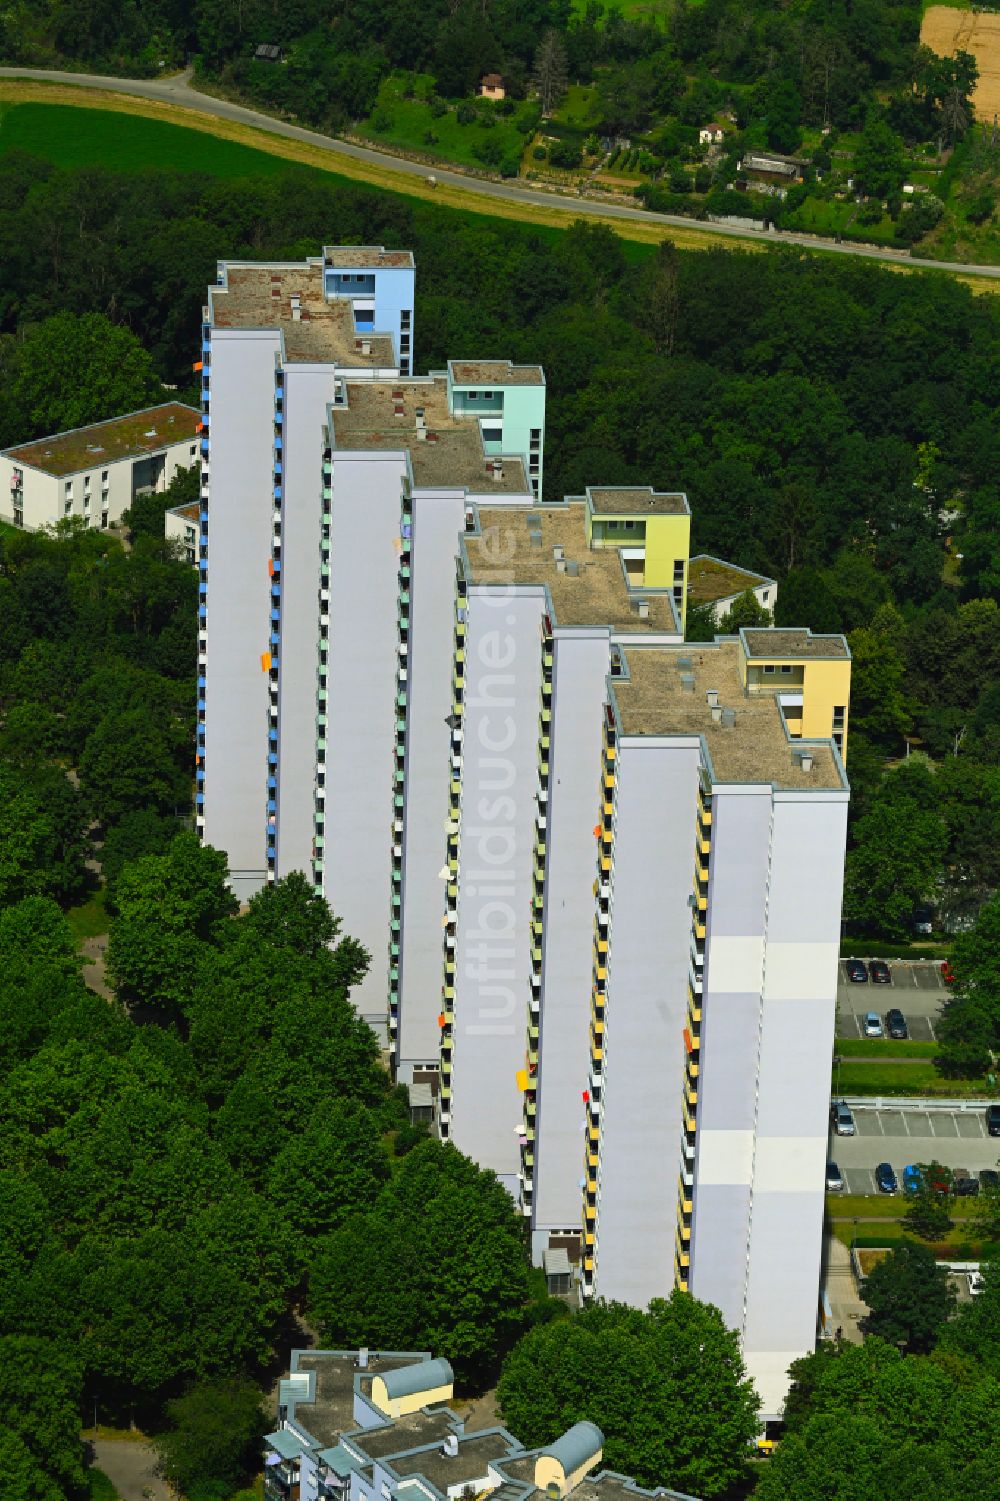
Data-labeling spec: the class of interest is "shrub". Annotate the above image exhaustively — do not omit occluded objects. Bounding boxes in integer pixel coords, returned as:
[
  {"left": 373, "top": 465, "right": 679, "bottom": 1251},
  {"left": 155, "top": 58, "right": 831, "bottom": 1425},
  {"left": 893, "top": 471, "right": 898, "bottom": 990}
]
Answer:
[
  {"left": 532, "top": 145, "right": 547, "bottom": 160},
  {"left": 456, "top": 102, "right": 477, "bottom": 126},
  {"left": 549, "top": 140, "right": 582, "bottom": 169},
  {"left": 422, "top": 129, "right": 439, "bottom": 145},
  {"left": 429, "top": 96, "right": 447, "bottom": 118},
  {"left": 967, "top": 189, "right": 996, "bottom": 225}
]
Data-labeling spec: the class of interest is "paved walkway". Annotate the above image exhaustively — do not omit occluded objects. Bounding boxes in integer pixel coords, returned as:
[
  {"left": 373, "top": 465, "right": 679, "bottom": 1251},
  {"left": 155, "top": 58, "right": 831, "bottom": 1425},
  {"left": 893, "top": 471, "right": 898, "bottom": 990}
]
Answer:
[
  {"left": 2, "top": 65, "right": 1000, "bottom": 280},
  {"left": 823, "top": 1236, "right": 868, "bottom": 1344},
  {"left": 92, "top": 1440, "right": 170, "bottom": 1501},
  {"left": 81, "top": 932, "right": 113, "bottom": 1000}
]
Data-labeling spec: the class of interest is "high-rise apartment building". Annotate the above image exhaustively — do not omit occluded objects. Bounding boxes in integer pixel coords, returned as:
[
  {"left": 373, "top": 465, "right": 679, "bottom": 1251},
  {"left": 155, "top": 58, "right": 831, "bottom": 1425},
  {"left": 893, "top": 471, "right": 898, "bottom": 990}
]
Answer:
[
  {"left": 199, "top": 246, "right": 543, "bottom": 1038},
  {"left": 200, "top": 245, "right": 850, "bottom": 1415}
]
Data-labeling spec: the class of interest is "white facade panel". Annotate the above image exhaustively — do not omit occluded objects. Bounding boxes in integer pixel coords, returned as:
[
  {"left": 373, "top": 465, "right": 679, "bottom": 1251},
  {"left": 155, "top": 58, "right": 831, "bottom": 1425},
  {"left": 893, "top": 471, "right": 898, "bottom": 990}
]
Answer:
[
  {"left": 322, "top": 452, "right": 408, "bottom": 1039},
  {"left": 397, "top": 490, "right": 469, "bottom": 1079},
  {"left": 533, "top": 630, "right": 610, "bottom": 1239},
  {"left": 450, "top": 588, "right": 545, "bottom": 1194},
  {"left": 203, "top": 328, "right": 282, "bottom": 890}
]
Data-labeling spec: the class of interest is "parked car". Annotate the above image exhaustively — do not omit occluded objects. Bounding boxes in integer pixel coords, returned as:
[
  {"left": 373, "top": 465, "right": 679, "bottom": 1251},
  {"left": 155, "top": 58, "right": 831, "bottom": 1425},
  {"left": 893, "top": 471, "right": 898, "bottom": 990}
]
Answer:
[
  {"left": 987, "top": 1104, "right": 1000, "bottom": 1138},
  {"left": 863, "top": 1011, "right": 883, "bottom": 1038},
  {"left": 869, "top": 960, "right": 892, "bottom": 984},
  {"left": 903, "top": 1164, "right": 923, "bottom": 1194},
  {"left": 826, "top": 1162, "right": 844, "bottom": 1191},
  {"left": 876, "top": 1161, "right": 898, "bottom": 1194},
  {"left": 953, "top": 1169, "right": 979, "bottom": 1197},
  {"left": 845, "top": 959, "right": 868, "bottom": 983},
  {"left": 968, "top": 1271, "right": 984, "bottom": 1296},
  {"left": 941, "top": 961, "right": 956, "bottom": 984},
  {"left": 885, "top": 1007, "right": 908, "bottom": 1040},
  {"left": 981, "top": 1169, "right": 1000, "bottom": 1193},
  {"left": 831, "top": 1101, "right": 855, "bottom": 1136}
]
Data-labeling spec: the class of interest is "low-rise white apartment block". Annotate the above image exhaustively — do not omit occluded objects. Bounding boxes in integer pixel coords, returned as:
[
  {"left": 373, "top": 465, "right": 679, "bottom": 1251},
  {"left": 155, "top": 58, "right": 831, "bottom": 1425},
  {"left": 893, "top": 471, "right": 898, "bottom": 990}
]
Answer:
[
  {"left": 1, "top": 402, "right": 200, "bottom": 530},
  {"left": 264, "top": 1346, "right": 696, "bottom": 1501}
]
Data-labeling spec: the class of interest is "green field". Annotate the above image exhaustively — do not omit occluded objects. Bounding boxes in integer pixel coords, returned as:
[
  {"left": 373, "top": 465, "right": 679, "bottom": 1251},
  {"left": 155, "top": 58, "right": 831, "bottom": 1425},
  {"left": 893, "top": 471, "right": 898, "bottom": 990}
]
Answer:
[
  {"left": 0, "top": 100, "right": 305, "bottom": 177},
  {"left": 834, "top": 1038, "right": 939, "bottom": 1058},
  {"left": 86, "top": 1471, "right": 120, "bottom": 1501},
  {"left": 833, "top": 1060, "right": 998, "bottom": 1096}
]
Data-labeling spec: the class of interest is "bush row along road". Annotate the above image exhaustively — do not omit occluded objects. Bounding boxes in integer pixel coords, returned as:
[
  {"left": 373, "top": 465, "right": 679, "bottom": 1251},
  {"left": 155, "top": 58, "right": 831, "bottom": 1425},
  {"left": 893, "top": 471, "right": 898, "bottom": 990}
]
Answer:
[{"left": 3, "top": 65, "right": 1000, "bottom": 281}]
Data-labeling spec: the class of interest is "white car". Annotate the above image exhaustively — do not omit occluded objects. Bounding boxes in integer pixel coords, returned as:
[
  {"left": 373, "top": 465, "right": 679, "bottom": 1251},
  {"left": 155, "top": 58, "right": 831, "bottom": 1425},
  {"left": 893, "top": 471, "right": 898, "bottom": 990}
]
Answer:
[
  {"left": 969, "top": 1272, "right": 984, "bottom": 1297},
  {"left": 863, "top": 1011, "right": 883, "bottom": 1038}
]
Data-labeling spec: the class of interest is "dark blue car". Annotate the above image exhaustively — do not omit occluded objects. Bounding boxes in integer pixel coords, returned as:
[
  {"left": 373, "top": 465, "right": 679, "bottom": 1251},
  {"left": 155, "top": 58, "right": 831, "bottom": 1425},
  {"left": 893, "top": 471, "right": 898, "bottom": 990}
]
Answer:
[{"left": 876, "top": 1162, "right": 898, "bottom": 1194}]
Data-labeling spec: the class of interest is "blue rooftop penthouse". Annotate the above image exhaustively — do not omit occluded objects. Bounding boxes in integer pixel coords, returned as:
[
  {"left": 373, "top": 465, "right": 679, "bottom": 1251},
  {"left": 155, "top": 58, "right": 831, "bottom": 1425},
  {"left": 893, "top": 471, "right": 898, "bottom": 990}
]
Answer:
[
  {"left": 264, "top": 1347, "right": 702, "bottom": 1501},
  {"left": 323, "top": 247, "right": 416, "bottom": 375}
]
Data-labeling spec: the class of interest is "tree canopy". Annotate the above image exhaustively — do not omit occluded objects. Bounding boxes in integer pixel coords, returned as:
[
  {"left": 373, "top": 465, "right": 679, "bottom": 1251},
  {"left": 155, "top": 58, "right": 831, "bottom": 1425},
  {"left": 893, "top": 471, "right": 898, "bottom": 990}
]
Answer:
[{"left": 496, "top": 1295, "right": 759, "bottom": 1498}]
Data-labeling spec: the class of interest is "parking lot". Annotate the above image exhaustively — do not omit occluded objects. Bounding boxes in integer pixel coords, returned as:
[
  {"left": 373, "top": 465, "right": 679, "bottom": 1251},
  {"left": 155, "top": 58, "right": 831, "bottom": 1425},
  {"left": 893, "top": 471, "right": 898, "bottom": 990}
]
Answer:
[
  {"left": 836, "top": 959, "right": 948, "bottom": 1042},
  {"left": 829, "top": 1103, "right": 1000, "bottom": 1194}
]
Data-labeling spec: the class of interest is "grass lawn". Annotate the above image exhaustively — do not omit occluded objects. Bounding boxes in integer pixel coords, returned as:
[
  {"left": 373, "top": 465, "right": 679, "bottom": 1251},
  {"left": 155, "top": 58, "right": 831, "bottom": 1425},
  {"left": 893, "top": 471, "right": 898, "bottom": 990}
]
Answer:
[
  {"left": 358, "top": 75, "right": 527, "bottom": 172},
  {"left": 827, "top": 1192, "right": 978, "bottom": 1220},
  {"left": 834, "top": 1038, "right": 939, "bottom": 1059},
  {"left": 66, "top": 887, "right": 109, "bottom": 945},
  {"left": 833, "top": 1060, "right": 998, "bottom": 1096},
  {"left": 551, "top": 84, "right": 601, "bottom": 132}
]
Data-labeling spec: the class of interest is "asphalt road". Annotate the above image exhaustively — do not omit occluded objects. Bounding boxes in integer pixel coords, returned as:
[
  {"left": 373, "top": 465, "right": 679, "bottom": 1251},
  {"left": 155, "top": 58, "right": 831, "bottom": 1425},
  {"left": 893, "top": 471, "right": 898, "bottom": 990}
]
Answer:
[{"left": 4, "top": 64, "right": 1000, "bottom": 280}]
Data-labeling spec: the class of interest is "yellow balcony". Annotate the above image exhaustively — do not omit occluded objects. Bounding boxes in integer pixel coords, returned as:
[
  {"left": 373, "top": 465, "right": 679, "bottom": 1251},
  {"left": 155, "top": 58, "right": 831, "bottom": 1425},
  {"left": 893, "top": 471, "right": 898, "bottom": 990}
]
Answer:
[
  {"left": 694, "top": 921, "right": 706, "bottom": 941},
  {"left": 683, "top": 1104, "right": 696, "bottom": 1133},
  {"left": 588, "top": 1151, "right": 599, "bottom": 1168},
  {"left": 603, "top": 773, "right": 615, "bottom": 791},
  {"left": 680, "top": 1193, "right": 692, "bottom": 1216},
  {"left": 591, "top": 1044, "right": 603, "bottom": 1063},
  {"left": 585, "top": 1231, "right": 595, "bottom": 1246},
  {"left": 685, "top": 1083, "right": 698, "bottom": 1109},
  {"left": 698, "top": 805, "right": 712, "bottom": 825}
]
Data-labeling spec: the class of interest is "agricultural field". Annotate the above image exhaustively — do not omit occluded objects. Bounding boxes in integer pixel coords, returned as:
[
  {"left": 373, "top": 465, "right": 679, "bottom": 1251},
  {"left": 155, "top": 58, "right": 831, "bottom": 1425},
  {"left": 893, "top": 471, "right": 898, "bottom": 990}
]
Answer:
[
  {"left": 0, "top": 99, "right": 298, "bottom": 177},
  {"left": 922, "top": 5, "right": 1000, "bottom": 120}
]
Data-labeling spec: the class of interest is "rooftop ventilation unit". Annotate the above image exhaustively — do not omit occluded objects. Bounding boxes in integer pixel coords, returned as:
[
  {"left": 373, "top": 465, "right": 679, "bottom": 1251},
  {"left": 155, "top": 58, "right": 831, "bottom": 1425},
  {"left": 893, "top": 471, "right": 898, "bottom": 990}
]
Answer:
[
  {"left": 677, "top": 656, "right": 693, "bottom": 670},
  {"left": 706, "top": 689, "right": 720, "bottom": 708},
  {"left": 680, "top": 673, "right": 696, "bottom": 693},
  {"left": 721, "top": 708, "right": 736, "bottom": 728},
  {"left": 637, "top": 599, "right": 650, "bottom": 620},
  {"left": 553, "top": 545, "right": 565, "bottom": 561},
  {"left": 710, "top": 705, "right": 722, "bottom": 723},
  {"left": 440, "top": 1435, "right": 459, "bottom": 1458},
  {"left": 565, "top": 560, "right": 580, "bottom": 577}
]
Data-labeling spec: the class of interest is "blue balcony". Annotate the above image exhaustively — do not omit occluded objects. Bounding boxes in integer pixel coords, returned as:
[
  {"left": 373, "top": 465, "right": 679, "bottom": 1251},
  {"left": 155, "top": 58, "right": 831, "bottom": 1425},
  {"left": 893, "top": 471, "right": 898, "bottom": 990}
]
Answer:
[
  {"left": 201, "top": 440, "right": 209, "bottom": 457},
  {"left": 268, "top": 775, "right": 277, "bottom": 791},
  {"left": 274, "top": 461, "right": 282, "bottom": 477},
  {"left": 199, "top": 558, "right": 208, "bottom": 574},
  {"left": 199, "top": 604, "right": 207, "bottom": 621},
  {"left": 269, "top": 631, "right": 280, "bottom": 649},
  {"left": 196, "top": 766, "right": 205, "bottom": 783},
  {"left": 268, "top": 752, "right": 278, "bottom": 767},
  {"left": 196, "top": 791, "right": 205, "bottom": 806},
  {"left": 197, "top": 698, "right": 206, "bottom": 713},
  {"left": 270, "top": 608, "right": 280, "bottom": 624},
  {"left": 274, "top": 409, "right": 283, "bottom": 426},
  {"left": 198, "top": 675, "right": 206, "bottom": 690},
  {"left": 274, "top": 436, "right": 282, "bottom": 452},
  {"left": 268, "top": 798, "right": 277, "bottom": 814},
  {"left": 274, "top": 484, "right": 282, "bottom": 501},
  {"left": 199, "top": 581, "right": 207, "bottom": 597}
]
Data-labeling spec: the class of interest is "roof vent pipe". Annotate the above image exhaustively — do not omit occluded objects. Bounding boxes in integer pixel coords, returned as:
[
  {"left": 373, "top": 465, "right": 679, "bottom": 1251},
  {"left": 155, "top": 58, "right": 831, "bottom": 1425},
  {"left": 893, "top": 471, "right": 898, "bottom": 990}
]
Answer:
[
  {"left": 799, "top": 751, "right": 813, "bottom": 772},
  {"left": 637, "top": 599, "right": 650, "bottom": 620},
  {"left": 706, "top": 689, "right": 720, "bottom": 708},
  {"left": 711, "top": 705, "right": 722, "bottom": 723},
  {"left": 553, "top": 545, "right": 565, "bottom": 562}
]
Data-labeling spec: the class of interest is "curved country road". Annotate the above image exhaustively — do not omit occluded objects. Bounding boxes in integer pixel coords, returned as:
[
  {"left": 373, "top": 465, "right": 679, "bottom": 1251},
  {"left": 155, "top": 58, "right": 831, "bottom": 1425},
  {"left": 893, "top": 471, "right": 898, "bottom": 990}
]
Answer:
[{"left": 3, "top": 64, "right": 1000, "bottom": 280}]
